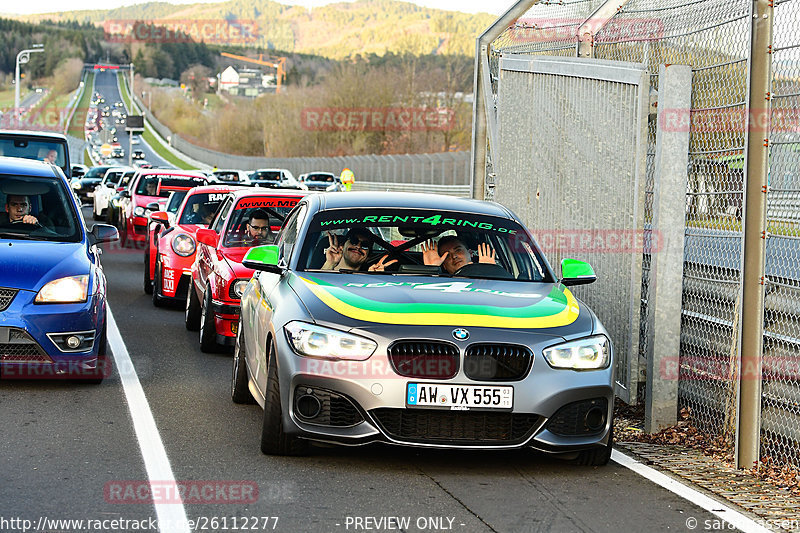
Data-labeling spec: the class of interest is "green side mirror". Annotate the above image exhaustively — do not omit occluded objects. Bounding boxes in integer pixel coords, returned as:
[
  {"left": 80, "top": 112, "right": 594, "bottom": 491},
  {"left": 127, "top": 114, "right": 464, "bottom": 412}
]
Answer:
[
  {"left": 242, "top": 245, "right": 283, "bottom": 273},
  {"left": 561, "top": 258, "right": 596, "bottom": 286}
]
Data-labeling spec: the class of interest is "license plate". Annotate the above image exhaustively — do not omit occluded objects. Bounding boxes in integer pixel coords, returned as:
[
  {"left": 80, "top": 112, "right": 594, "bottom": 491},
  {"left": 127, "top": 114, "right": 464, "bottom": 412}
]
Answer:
[{"left": 406, "top": 383, "right": 513, "bottom": 411}]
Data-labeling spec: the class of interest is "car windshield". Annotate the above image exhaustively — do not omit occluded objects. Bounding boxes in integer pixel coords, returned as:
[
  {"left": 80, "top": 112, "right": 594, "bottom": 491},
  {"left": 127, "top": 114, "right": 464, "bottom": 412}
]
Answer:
[
  {"left": 252, "top": 171, "right": 281, "bottom": 181},
  {"left": 0, "top": 137, "right": 68, "bottom": 177},
  {"left": 166, "top": 191, "right": 188, "bottom": 214},
  {"left": 136, "top": 175, "right": 206, "bottom": 197},
  {"left": 307, "top": 174, "right": 334, "bottom": 183},
  {"left": 104, "top": 170, "right": 125, "bottom": 185},
  {"left": 83, "top": 166, "right": 109, "bottom": 180},
  {"left": 222, "top": 196, "right": 299, "bottom": 248},
  {"left": 178, "top": 192, "right": 227, "bottom": 225},
  {"left": 0, "top": 174, "right": 81, "bottom": 242},
  {"left": 214, "top": 171, "right": 240, "bottom": 182},
  {"left": 296, "top": 208, "right": 551, "bottom": 282}
]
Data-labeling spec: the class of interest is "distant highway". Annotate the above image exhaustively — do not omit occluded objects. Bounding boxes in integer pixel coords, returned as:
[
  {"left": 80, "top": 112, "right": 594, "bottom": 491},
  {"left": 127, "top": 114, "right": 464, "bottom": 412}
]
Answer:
[{"left": 91, "top": 69, "right": 175, "bottom": 169}]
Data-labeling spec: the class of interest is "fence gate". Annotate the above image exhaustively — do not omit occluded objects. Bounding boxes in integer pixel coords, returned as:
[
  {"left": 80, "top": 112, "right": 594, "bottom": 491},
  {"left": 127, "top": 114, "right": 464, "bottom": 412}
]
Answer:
[{"left": 494, "top": 56, "right": 649, "bottom": 403}]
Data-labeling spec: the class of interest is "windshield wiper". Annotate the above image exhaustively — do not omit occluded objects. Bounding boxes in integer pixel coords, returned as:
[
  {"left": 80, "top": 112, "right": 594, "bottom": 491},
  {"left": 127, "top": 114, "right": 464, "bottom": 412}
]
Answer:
[{"left": 0, "top": 231, "right": 50, "bottom": 241}]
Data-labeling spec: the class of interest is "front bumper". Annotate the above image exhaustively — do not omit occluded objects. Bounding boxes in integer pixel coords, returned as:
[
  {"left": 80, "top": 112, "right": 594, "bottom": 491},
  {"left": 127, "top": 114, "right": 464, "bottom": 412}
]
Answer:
[
  {"left": 269, "top": 325, "right": 615, "bottom": 451},
  {"left": 158, "top": 254, "right": 194, "bottom": 300},
  {"left": 212, "top": 299, "right": 240, "bottom": 346},
  {"left": 0, "top": 288, "right": 106, "bottom": 379}
]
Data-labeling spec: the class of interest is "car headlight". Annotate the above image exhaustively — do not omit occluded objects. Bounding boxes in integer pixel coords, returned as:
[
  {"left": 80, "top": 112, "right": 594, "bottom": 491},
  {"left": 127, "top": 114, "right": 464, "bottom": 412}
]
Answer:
[
  {"left": 71, "top": 181, "right": 81, "bottom": 190},
  {"left": 134, "top": 206, "right": 145, "bottom": 216},
  {"left": 35, "top": 275, "right": 89, "bottom": 304},
  {"left": 171, "top": 233, "right": 196, "bottom": 257},
  {"left": 284, "top": 321, "right": 377, "bottom": 361},
  {"left": 543, "top": 335, "right": 610, "bottom": 370},
  {"left": 230, "top": 279, "right": 249, "bottom": 299}
]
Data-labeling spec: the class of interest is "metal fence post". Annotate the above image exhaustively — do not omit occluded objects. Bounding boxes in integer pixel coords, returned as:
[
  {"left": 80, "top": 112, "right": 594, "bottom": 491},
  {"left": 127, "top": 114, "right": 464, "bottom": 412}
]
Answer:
[
  {"left": 645, "top": 64, "right": 692, "bottom": 432},
  {"left": 737, "top": 0, "right": 773, "bottom": 469}
]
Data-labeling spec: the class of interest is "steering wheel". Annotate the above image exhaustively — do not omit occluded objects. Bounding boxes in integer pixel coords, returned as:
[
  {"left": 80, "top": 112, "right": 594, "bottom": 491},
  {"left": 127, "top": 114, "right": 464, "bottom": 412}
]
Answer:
[{"left": 453, "top": 262, "right": 514, "bottom": 279}]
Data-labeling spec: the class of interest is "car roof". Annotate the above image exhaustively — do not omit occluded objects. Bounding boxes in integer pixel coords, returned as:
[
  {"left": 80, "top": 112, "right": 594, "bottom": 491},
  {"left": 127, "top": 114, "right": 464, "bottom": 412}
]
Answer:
[
  {"left": 0, "top": 156, "right": 60, "bottom": 177},
  {"left": 137, "top": 169, "right": 207, "bottom": 177},
  {"left": 313, "top": 192, "right": 515, "bottom": 218},
  {"left": 186, "top": 184, "right": 237, "bottom": 196},
  {"left": 228, "top": 188, "right": 307, "bottom": 200},
  {"left": 0, "top": 130, "right": 68, "bottom": 142}
]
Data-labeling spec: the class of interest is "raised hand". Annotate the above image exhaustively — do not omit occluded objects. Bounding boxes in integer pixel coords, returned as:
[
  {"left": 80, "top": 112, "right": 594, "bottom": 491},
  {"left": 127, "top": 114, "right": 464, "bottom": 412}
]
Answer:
[
  {"left": 476, "top": 242, "right": 496, "bottom": 264},
  {"left": 322, "top": 231, "right": 343, "bottom": 269},
  {"left": 421, "top": 239, "right": 448, "bottom": 266},
  {"left": 368, "top": 254, "right": 399, "bottom": 272}
]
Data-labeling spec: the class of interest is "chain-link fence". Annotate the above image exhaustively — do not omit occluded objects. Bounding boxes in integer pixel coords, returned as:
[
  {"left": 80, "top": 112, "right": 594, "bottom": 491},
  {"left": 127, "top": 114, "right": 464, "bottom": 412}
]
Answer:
[
  {"left": 764, "top": 0, "right": 800, "bottom": 466},
  {"left": 477, "top": 0, "right": 800, "bottom": 467}
]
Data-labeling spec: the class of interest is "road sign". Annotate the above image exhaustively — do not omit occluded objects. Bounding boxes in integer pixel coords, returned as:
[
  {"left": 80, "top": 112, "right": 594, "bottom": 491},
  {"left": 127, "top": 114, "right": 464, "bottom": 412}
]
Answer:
[
  {"left": 100, "top": 144, "right": 112, "bottom": 157},
  {"left": 125, "top": 115, "right": 144, "bottom": 132}
]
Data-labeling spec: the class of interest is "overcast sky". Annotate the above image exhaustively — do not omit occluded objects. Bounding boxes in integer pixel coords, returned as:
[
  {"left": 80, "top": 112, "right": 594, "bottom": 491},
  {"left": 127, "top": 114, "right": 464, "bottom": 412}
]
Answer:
[{"left": 2, "top": 0, "right": 509, "bottom": 15}]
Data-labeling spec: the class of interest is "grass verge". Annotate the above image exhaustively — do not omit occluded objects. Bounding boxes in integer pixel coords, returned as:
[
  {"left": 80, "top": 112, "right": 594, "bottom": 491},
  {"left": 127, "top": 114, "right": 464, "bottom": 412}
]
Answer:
[
  {"left": 67, "top": 72, "right": 94, "bottom": 137},
  {"left": 117, "top": 73, "right": 196, "bottom": 170}
]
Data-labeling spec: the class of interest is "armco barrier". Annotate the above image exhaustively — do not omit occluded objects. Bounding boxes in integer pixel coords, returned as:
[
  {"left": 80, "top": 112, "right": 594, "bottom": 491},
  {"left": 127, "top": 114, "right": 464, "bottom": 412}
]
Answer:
[{"left": 128, "top": 88, "right": 470, "bottom": 184}]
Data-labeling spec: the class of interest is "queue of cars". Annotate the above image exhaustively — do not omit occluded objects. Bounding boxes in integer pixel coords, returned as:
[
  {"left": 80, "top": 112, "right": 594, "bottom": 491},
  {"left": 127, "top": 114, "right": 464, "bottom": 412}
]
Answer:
[{"left": 4, "top": 121, "right": 613, "bottom": 464}]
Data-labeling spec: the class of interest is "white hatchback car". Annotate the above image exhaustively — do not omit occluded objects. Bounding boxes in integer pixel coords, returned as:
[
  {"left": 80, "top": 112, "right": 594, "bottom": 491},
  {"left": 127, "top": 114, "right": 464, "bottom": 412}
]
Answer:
[{"left": 93, "top": 167, "right": 134, "bottom": 221}]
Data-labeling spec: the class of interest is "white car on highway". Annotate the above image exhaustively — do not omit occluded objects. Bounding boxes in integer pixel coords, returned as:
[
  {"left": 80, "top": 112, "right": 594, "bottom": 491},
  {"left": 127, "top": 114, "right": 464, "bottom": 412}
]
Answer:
[{"left": 93, "top": 167, "right": 134, "bottom": 221}]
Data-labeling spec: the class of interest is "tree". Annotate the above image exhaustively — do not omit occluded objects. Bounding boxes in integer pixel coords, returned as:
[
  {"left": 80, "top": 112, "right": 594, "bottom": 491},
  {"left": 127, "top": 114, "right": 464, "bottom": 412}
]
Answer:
[{"left": 181, "top": 64, "right": 212, "bottom": 101}]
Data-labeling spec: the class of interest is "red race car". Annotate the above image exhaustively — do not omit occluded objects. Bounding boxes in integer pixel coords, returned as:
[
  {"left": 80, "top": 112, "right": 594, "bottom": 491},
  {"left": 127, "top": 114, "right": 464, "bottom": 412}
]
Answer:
[
  {"left": 147, "top": 185, "right": 235, "bottom": 306},
  {"left": 187, "top": 189, "right": 306, "bottom": 352},
  {"left": 119, "top": 169, "right": 208, "bottom": 247}
]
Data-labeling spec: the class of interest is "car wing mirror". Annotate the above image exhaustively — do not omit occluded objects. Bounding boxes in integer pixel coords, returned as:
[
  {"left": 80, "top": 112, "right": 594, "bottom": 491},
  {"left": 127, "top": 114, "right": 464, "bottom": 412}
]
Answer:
[
  {"left": 560, "top": 258, "right": 597, "bottom": 286},
  {"left": 242, "top": 245, "right": 284, "bottom": 274},
  {"left": 90, "top": 224, "right": 119, "bottom": 246},
  {"left": 196, "top": 228, "right": 218, "bottom": 248},
  {"left": 150, "top": 211, "right": 169, "bottom": 224}
]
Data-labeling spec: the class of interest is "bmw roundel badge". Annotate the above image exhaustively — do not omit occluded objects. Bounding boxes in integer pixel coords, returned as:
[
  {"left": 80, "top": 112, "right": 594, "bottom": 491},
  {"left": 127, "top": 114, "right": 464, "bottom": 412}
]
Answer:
[{"left": 452, "top": 328, "right": 470, "bottom": 341}]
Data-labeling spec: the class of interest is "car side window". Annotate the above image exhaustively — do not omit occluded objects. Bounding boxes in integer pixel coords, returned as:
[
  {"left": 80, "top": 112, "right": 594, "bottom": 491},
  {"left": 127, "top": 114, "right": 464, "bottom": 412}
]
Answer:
[
  {"left": 213, "top": 198, "right": 233, "bottom": 233},
  {"left": 276, "top": 204, "right": 307, "bottom": 263}
]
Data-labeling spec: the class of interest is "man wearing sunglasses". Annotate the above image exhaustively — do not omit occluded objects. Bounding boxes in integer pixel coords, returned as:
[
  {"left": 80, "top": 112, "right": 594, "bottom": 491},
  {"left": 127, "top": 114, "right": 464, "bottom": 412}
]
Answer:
[
  {"left": 236, "top": 209, "right": 272, "bottom": 247},
  {"left": 321, "top": 229, "right": 398, "bottom": 271}
]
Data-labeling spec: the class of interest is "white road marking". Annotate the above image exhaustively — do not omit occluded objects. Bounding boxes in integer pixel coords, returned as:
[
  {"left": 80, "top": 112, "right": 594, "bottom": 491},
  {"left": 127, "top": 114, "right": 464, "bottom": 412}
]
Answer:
[
  {"left": 612, "top": 450, "right": 772, "bottom": 533},
  {"left": 107, "top": 306, "right": 190, "bottom": 533}
]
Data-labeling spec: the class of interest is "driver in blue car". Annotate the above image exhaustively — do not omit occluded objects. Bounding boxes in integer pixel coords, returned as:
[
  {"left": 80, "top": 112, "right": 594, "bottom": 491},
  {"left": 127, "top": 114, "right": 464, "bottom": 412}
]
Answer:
[
  {"left": 422, "top": 236, "right": 496, "bottom": 275},
  {"left": 1, "top": 195, "right": 39, "bottom": 226}
]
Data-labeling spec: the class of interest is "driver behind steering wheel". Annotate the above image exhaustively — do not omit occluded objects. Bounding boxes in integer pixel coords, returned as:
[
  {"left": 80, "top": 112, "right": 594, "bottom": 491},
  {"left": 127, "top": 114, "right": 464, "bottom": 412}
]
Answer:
[
  {"left": 422, "top": 235, "right": 497, "bottom": 275},
  {"left": 1, "top": 194, "right": 40, "bottom": 226}
]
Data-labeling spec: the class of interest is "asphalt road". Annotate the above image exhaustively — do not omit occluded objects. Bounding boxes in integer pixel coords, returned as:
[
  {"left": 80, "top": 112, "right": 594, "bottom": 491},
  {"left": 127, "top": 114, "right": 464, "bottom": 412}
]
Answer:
[
  {"left": 0, "top": 206, "right": 733, "bottom": 533},
  {"left": 91, "top": 70, "right": 174, "bottom": 169}
]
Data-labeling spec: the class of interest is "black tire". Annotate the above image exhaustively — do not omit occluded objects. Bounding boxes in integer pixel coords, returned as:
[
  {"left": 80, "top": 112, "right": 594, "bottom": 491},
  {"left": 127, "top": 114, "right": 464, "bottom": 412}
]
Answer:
[
  {"left": 231, "top": 320, "right": 255, "bottom": 404},
  {"left": 105, "top": 206, "right": 114, "bottom": 225},
  {"left": 119, "top": 218, "right": 128, "bottom": 247},
  {"left": 152, "top": 257, "right": 165, "bottom": 307},
  {"left": 260, "top": 342, "right": 307, "bottom": 455},
  {"left": 93, "top": 205, "right": 102, "bottom": 221},
  {"left": 573, "top": 425, "right": 614, "bottom": 466},
  {"left": 143, "top": 241, "right": 153, "bottom": 294},
  {"left": 199, "top": 289, "right": 218, "bottom": 353},
  {"left": 185, "top": 282, "right": 202, "bottom": 331}
]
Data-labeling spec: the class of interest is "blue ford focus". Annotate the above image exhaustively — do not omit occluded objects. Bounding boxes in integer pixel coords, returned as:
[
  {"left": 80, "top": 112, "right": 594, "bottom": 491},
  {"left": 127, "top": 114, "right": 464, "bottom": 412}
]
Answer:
[{"left": 0, "top": 156, "right": 118, "bottom": 382}]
